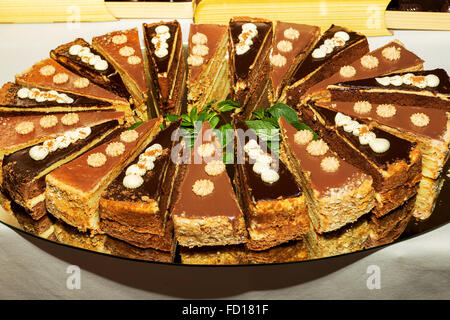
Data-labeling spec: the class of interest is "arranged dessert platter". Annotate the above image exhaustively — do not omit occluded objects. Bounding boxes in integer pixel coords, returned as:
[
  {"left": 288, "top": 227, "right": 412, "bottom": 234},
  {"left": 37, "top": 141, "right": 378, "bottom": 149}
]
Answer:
[{"left": 0, "top": 17, "right": 449, "bottom": 265}]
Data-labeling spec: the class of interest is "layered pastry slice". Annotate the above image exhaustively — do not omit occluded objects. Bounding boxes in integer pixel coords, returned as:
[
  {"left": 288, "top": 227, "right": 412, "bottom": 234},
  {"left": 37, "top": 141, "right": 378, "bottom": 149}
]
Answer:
[
  {"left": 15, "top": 58, "right": 133, "bottom": 122},
  {"left": 0, "top": 82, "right": 117, "bottom": 115},
  {"left": 279, "top": 117, "right": 375, "bottom": 233},
  {"left": 171, "top": 121, "right": 248, "bottom": 247},
  {"left": 92, "top": 28, "right": 149, "bottom": 121},
  {"left": 45, "top": 117, "right": 163, "bottom": 232},
  {"left": 187, "top": 23, "right": 230, "bottom": 113},
  {"left": 301, "top": 103, "right": 422, "bottom": 217},
  {"left": 304, "top": 215, "right": 370, "bottom": 259},
  {"left": 99, "top": 120, "right": 182, "bottom": 251},
  {"left": 304, "top": 40, "right": 424, "bottom": 101},
  {"left": 286, "top": 25, "right": 369, "bottom": 107},
  {"left": 2, "top": 111, "right": 124, "bottom": 220},
  {"left": 228, "top": 17, "right": 273, "bottom": 118},
  {"left": 233, "top": 119, "right": 309, "bottom": 251},
  {"left": 269, "top": 21, "right": 320, "bottom": 104},
  {"left": 143, "top": 20, "right": 186, "bottom": 116},
  {"left": 328, "top": 69, "right": 450, "bottom": 110},
  {"left": 365, "top": 195, "right": 416, "bottom": 248},
  {"left": 50, "top": 38, "right": 130, "bottom": 100}
]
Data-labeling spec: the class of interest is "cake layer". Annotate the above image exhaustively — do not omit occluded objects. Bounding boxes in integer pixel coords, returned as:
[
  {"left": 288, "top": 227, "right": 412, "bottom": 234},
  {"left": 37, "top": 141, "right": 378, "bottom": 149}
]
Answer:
[
  {"left": 328, "top": 69, "right": 450, "bottom": 110},
  {"left": 303, "top": 103, "right": 422, "bottom": 217},
  {"left": 0, "top": 109, "right": 124, "bottom": 155},
  {"left": 99, "top": 120, "right": 182, "bottom": 248},
  {"left": 228, "top": 17, "right": 273, "bottom": 118},
  {"left": 234, "top": 119, "right": 309, "bottom": 250},
  {"left": 0, "top": 82, "right": 116, "bottom": 115},
  {"left": 143, "top": 20, "right": 186, "bottom": 116},
  {"left": 305, "top": 40, "right": 424, "bottom": 100},
  {"left": 318, "top": 100, "right": 450, "bottom": 179},
  {"left": 304, "top": 215, "right": 369, "bottom": 259},
  {"left": 92, "top": 28, "right": 149, "bottom": 121},
  {"left": 286, "top": 25, "right": 369, "bottom": 107},
  {"left": 365, "top": 195, "right": 415, "bottom": 248},
  {"left": 50, "top": 37, "right": 130, "bottom": 99},
  {"left": 269, "top": 21, "right": 320, "bottom": 103},
  {"left": 171, "top": 121, "right": 248, "bottom": 247},
  {"left": 279, "top": 117, "right": 375, "bottom": 233},
  {"left": 3, "top": 119, "right": 120, "bottom": 220},
  {"left": 187, "top": 23, "right": 230, "bottom": 112},
  {"left": 45, "top": 117, "right": 162, "bottom": 232}
]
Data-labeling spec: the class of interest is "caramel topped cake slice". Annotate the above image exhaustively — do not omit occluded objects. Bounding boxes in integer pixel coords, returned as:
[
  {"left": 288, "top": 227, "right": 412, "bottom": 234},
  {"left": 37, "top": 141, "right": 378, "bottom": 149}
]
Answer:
[
  {"left": 328, "top": 69, "right": 450, "bottom": 110},
  {"left": 3, "top": 111, "right": 123, "bottom": 220},
  {"left": 92, "top": 28, "right": 149, "bottom": 121},
  {"left": 171, "top": 121, "right": 247, "bottom": 247},
  {"left": 228, "top": 17, "right": 273, "bottom": 118},
  {"left": 187, "top": 23, "right": 230, "bottom": 112},
  {"left": 302, "top": 103, "right": 422, "bottom": 217},
  {"left": 143, "top": 20, "right": 186, "bottom": 116},
  {"left": 286, "top": 25, "right": 369, "bottom": 107},
  {"left": 50, "top": 38, "right": 130, "bottom": 99},
  {"left": 15, "top": 58, "right": 133, "bottom": 122},
  {"left": 0, "top": 110, "right": 124, "bottom": 156},
  {"left": 305, "top": 40, "right": 424, "bottom": 100},
  {"left": 99, "top": 120, "right": 182, "bottom": 251},
  {"left": 45, "top": 117, "right": 163, "bottom": 232},
  {"left": 0, "top": 82, "right": 115, "bottom": 115},
  {"left": 269, "top": 21, "right": 320, "bottom": 103},
  {"left": 279, "top": 117, "right": 375, "bottom": 233},
  {"left": 233, "top": 119, "right": 309, "bottom": 250}
]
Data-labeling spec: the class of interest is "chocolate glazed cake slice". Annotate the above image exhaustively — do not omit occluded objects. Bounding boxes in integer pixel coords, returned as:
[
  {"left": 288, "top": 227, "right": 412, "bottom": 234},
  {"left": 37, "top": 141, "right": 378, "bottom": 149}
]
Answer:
[
  {"left": 328, "top": 69, "right": 450, "bottom": 110},
  {"left": 99, "top": 120, "right": 183, "bottom": 252},
  {"left": 228, "top": 17, "right": 273, "bottom": 118},
  {"left": 187, "top": 23, "right": 231, "bottom": 113},
  {"left": 279, "top": 117, "right": 375, "bottom": 233},
  {"left": 45, "top": 117, "right": 163, "bottom": 232},
  {"left": 302, "top": 103, "right": 422, "bottom": 217},
  {"left": 304, "top": 40, "right": 424, "bottom": 101},
  {"left": 233, "top": 118, "right": 309, "bottom": 251},
  {"left": 50, "top": 38, "right": 130, "bottom": 100},
  {"left": 171, "top": 121, "right": 248, "bottom": 248},
  {"left": 286, "top": 25, "right": 369, "bottom": 107},
  {"left": 2, "top": 111, "right": 124, "bottom": 220},
  {"left": 269, "top": 21, "right": 320, "bottom": 104},
  {"left": 92, "top": 28, "right": 150, "bottom": 121},
  {"left": 15, "top": 58, "right": 133, "bottom": 123},
  {"left": 143, "top": 21, "right": 186, "bottom": 116},
  {"left": 0, "top": 82, "right": 117, "bottom": 115}
]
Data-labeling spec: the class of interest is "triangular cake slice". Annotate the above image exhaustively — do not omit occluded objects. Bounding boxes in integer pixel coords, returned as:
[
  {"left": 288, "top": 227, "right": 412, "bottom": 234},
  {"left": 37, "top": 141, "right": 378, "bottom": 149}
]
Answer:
[
  {"left": 171, "top": 121, "right": 248, "bottom": 247},
  {"left": 0, "top": 82, "right": 118, "bottom": 115},
  {"left": 46, "top": 117, "right": 163, "bottom": 232},
  {"left": 0, "top": 110, "right": 124, "bottom": 156},
  {"left": 301, "top": 102, "right": 422, "bottom": 217},
  {"left": 50, "top": 38, "right": 130, "bottom": 100},
  {"left": 99, "top": 120, "right": 183, "bottom": 251},
  {"left": 233, "top": 118, "right": 309, "bottom": 251},
  {"left": 269, "top": 21, "right": 320, "bottom": 104},
  {"left": 92, "top": 28, "right": 149, "bottom": 121},
  {"left": 15, "top": 58, "right": 133, "bottom": 122},
  {"left": 305, "top": 40, "right": 424, "bottom": 100},
  {"left": 228, "top": 17, "right": 273, "bottom": 118},
  {"left": 187, "top": 23, "right": 230, "bottom": 113},
  {"left": 2, "top": 111, "right": 124, "bottom": 220},
  {"left": 143, "top": 20, "right": 186, "bottom": 116},
  {"left": 279, "top": 117, "right": 375, "bottom": 233},
  {"left": 286, "top": 25, "right": 369, "bottom": 107},
  {"left": 328, "top": 69, "right": 450, "bottom": 110}
]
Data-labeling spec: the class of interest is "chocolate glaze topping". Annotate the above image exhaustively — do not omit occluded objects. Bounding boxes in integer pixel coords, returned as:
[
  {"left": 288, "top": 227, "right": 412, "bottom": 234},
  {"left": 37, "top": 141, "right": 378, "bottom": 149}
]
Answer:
[
  {"left": 290, "top": 25, "right": 366, "bottom": 84},
  {"left": 234, "top": 119, "right": 302, "bottom": 201}
]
